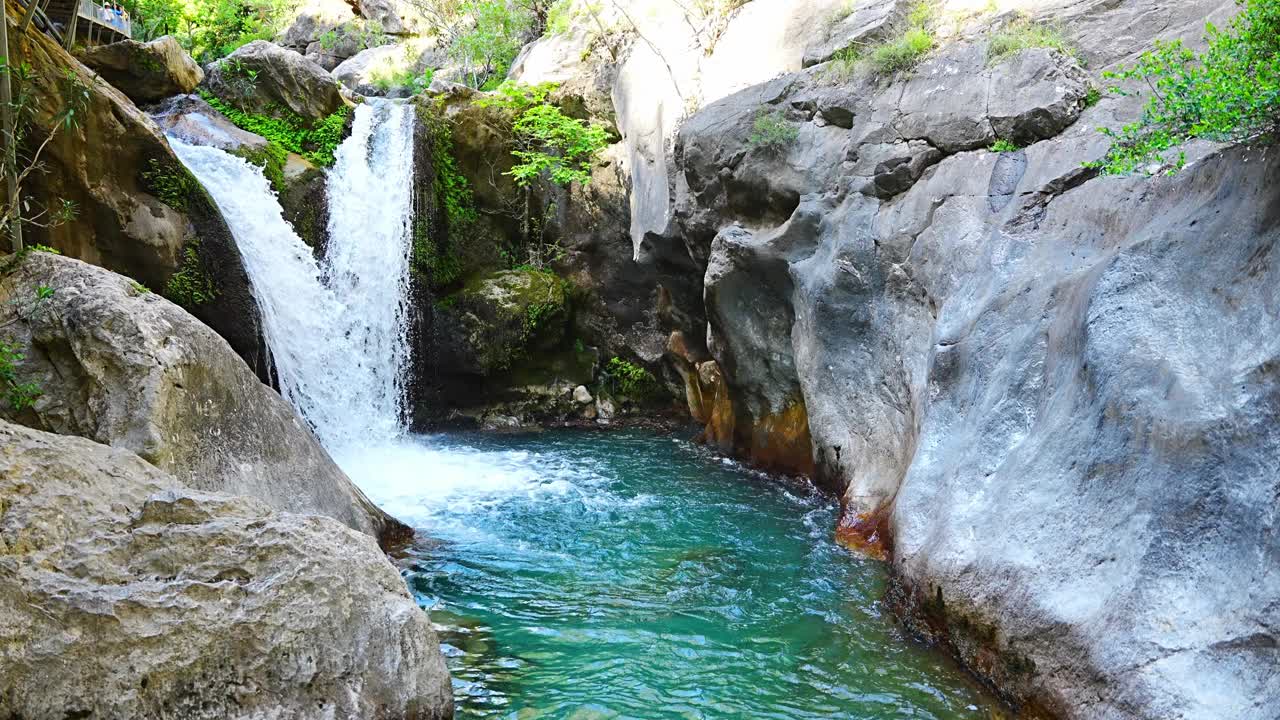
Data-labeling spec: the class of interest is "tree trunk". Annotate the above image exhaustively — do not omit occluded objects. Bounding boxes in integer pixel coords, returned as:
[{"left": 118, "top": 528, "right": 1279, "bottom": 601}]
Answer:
[{"left": 1, "top": 1, "right": 25, "bottom": 253}]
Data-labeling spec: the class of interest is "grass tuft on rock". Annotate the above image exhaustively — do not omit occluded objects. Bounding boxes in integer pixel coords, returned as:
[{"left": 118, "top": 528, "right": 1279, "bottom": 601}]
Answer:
[{"left": 987, "top": 18, "right": 1077, "bottom": 65}]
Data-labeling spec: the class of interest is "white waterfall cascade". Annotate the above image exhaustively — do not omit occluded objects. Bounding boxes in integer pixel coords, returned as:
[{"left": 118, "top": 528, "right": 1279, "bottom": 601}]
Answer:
[{"left": 170, "top": 100, "right": 417, "bottom": 451}]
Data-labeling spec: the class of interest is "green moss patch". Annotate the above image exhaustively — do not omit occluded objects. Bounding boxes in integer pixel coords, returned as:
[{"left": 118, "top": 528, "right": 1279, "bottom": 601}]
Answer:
[{"left": 199, "top": 90, "right": 350, "bottom": 166}]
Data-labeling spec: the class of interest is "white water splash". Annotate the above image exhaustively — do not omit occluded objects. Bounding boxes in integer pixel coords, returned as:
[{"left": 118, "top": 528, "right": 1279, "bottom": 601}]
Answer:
[{"left": 170, "top": 101, "right": 417, "bottom": 450}]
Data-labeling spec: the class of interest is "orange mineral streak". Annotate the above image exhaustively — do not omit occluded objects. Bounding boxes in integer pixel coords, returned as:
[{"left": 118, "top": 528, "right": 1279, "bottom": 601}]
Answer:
[
  {"left": 747, "top": 401, "right": 815, "bottom": 477},
  {"left": 834, "top": 505, "right": 892, "bottom": 561}
]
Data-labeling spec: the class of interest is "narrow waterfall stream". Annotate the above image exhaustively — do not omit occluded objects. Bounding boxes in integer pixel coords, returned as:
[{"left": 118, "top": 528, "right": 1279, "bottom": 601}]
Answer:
[{"left": 174, "top": 102, "right": 997, "bottom": 719}]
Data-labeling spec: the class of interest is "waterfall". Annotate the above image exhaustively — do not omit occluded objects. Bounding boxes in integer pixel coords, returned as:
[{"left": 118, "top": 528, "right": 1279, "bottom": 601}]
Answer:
[{"left": 170, "top": 100, "right": 417, "bottom": 450}]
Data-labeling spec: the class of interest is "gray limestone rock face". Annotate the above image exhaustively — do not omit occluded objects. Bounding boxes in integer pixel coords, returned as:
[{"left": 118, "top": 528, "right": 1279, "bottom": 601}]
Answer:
[
  {"left": 639, "top": 0, "right": 1279, "bottom": 715},
  {"left": 0, "top": 253, "right": 409, "bottom": 545},
  {"left": 0, "top": 420, "right": 453, "bottom": 720},
  {"left": 203, "top": 40, "right": 344, "bottom": 124},
  {"left": 75, "top": 36, "right": 204, "bottom": 104}
]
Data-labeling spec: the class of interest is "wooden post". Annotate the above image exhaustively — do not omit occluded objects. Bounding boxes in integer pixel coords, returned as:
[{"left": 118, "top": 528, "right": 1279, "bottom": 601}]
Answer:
[
  {"left": 1, "top": 0, "right": 24, "bottom": 253},
  {"left": 62, "top": 0, "right": 79, "bottom": 50}
]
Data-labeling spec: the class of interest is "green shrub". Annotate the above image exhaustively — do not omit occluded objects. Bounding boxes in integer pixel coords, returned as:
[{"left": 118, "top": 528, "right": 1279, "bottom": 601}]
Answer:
[
  {"left": 748, "top": 109, "right": 799, "bottom": 151},
  {"left": 987, "top": 19, "right": 1076, "bottom": 65},
  {"left": 602, "top": 357, "right": 658, "bottom": 398},
  {"left": 1083, "top": 85, "right": 1102, "bottom": 107},
  {"left": 141, "top": 159, "right": 200, "bottom": 210},
  {"left": 198, "top": 91, "right": 350, "bottom": 166},
  {"left": 165, "top": 242, "right": 218, "bottom": 307},
  {"left": 1088, "top": 0, "right": 1280, "bottom": 175},
  {"left": 990, "top": 138, "right": 1021, "bottom": 152},
  {"left": 480, "top": 82, "right": 610, "bottom": 187}
]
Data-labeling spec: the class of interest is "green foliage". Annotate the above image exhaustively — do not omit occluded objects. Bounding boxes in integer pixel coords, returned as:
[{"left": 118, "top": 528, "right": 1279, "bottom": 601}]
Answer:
[
  {"left": 0, "top": 340, "right": 41, "bottom": 411},
  {"left": 165, "top": 243, "right": 218, "bottom": 307},
  {"left": 130, "top": 280, "right": 152, "bottom": 294},
  {"left": 199, "top": 91, "right": 350, "bottom": 166},
  {"left": 748, "top": 109, "right": 798, "bottom": 151},
  {"left": 987, "top": 18, "right": 1076, "bottom": 65},
  {"left": 1084, "top": 85, "right": 1102, "bottom": 107},
  {"left": 990, "top": 138, "right": 1021, "bottom": 152},
  {"left": 820, "top": 46, "right": 862, "bottom": 84},
  {"left": 141, "top": 159, "right": 200, "bottom": 210},
  {"left": 450, "top": 0, "right": 534, "bottom": 88},
  {"left": 0, "top": 286, "right": 56, "bottom": 411},
  {"left": 480, "top": 82, "right": 609, "bottom": 186},
  {"left": 868, "top": 26, "right": 934, "bottom": 74},
  {"left": 411, "top": 102, "right": 477, "bottom": 288},
  {"left": 1088, "top": 0, "right": 1280, "bottom": 175},
  {"left": 602, "top": 357, "right": 658, "bottom": 398},
  {"left": 121, "top": 0, "right": 302, "bottom": 62},
  {"left": 825, "top": 1, "right": 935, "bottom": 79},
  {"left": 235, "top": 141, "right": 289, "bottom": 192}
]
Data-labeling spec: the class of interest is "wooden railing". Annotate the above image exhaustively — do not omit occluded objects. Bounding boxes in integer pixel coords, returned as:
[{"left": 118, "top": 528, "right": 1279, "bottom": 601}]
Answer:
[{"left": 77, "top": 0, "right": 131, "bottom": 38}]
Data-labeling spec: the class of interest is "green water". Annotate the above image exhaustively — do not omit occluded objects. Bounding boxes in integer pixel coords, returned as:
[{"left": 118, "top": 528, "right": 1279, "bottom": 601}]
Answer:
[{"left": 349, "top": 429, "right": 996, "bottom": 719}]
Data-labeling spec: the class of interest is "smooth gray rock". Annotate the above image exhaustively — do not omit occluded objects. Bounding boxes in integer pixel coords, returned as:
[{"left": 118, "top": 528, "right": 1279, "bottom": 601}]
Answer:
[
  {"left": 0, "top": 420, "right": 453, "bottom": 720},
  {"left": 332, "top": 39, "right": 443, "bottom": 96},
  {"left": 149, "top": 93, "right": 269, "bottom": 151},
  {"left": 0, "top": 253, "right": 408, "bottom": 544},
  {"left": 644, "top": 0, "right": 1279, "bottom": 715},
  {"left": 75, "top": 36, "right": 203, "bottom": 103},
  {"left": 203, "top": 40, "right": 343, "bottom": 124}
]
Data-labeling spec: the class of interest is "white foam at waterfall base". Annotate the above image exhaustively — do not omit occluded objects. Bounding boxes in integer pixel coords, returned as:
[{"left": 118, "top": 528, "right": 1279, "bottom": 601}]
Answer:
[{"left": 170, "top": 100, "right": 416, "bottom": 451}]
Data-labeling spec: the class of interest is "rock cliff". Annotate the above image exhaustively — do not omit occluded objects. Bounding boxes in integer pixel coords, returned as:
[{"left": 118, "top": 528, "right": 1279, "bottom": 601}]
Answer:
[{"left": 592, "top": 0, "right": 1277, "bottom": 717}]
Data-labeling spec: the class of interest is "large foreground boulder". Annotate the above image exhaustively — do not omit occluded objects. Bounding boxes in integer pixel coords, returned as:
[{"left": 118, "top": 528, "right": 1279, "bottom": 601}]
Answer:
[
  {"left": 0, "top": 253, "right": 408, "bottom": 544},
  {"left": 203, "top": 40, "right": 344, "bottom": 124},
  {"left": 75, "top": 36, "right": 204, "bottom": 103},
  {"left": 0, "top": 420, "right": 453, "bottom": 720},
  {"left": 7, "top": 7, "right": 269, "bottom": 377}
]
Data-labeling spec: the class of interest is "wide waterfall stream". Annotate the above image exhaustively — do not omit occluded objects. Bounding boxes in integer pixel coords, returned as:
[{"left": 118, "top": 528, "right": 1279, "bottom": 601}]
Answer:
[{"left": 174, "top": 101, "right": 997, "bottom": 719}]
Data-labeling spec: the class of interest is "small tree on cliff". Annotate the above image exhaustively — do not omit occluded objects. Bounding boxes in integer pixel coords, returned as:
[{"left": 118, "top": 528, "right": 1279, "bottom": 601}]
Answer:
[
  {"left": 1091, "top": 0, "right": 1280, "bottom": 174},
  {"left": 476, "top": 81, "right": 609, "bottom": 269}
]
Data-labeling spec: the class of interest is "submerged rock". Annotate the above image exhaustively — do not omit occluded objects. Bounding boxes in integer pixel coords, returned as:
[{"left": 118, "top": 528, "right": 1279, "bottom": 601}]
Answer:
[
  {"left": 0, "top": 253, "right": 408, "bottom": 544},
  {"left": 75, "top": 36, "right": 204, "bottom": 103},
  {"left": 0, "top": 420, "right": 453, "bottom": 720}
]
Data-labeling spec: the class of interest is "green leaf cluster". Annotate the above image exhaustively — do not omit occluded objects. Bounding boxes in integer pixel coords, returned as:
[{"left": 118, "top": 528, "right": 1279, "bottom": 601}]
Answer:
[
  {"left": 990, "top": 138, "right": 1021, "bottom": 152},
  {"left": 165, "top": 243, "right": 218, "bottom": 307},
  {"left": 198, "top": 91, "right": 350, "bottom": 166},
  {"left": 748, "top": 109, "right": 798, "bottom": 151},
  {"left": 1090, "top": 0, "right": 1280, "bottom": 175},
  {"left": 121, "top": 0, "right": 299, "bottom": 62},
  {"left": 602, "top": 357, "right": 658, "bottom": 398},
  {"left": 140, "top": 158, "right": 200, "bottom": 210},
  {"left": 0, "top": 340, "right": 41, "bottom": 411},
  {"left": 411, "top": 101, "right": 477, "bottom": 288},
  {"left": 481, "top": 82, "right": 609, "bottom": 187}
]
